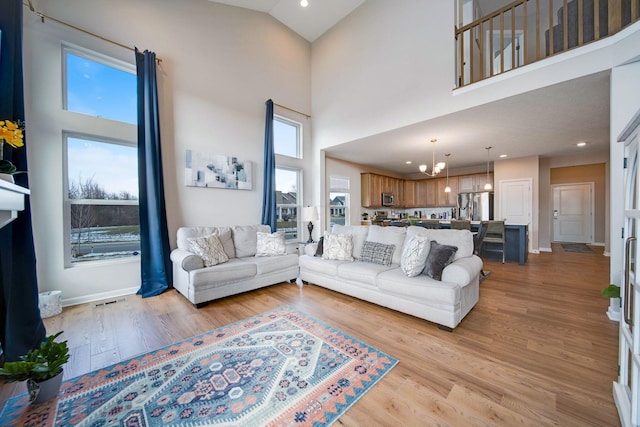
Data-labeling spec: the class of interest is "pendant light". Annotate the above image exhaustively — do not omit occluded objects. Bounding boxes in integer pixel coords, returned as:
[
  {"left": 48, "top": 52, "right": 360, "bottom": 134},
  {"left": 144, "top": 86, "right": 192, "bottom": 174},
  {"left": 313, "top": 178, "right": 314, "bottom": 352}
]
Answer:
[
  {"left": 444, "top": 153, "right": 451, "bottom": 193},
  {"left": 484, "top": 146, "right": 493, "bottom": 190},
  {"left": 418, "top": 139, "right": 446, "bottom": 176}
]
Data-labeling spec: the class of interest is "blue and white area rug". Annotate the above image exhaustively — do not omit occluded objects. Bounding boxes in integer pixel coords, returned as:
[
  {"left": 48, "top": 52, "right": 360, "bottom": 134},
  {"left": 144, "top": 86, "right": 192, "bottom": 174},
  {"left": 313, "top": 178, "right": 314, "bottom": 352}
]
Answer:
[{"left": 1, "top": 305, "right": 398, "bottom": 426}]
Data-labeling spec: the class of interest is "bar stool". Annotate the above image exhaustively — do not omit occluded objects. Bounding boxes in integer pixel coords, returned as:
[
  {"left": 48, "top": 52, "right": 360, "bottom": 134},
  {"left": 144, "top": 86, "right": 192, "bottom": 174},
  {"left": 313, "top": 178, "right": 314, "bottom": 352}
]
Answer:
[
  {"left": 474, "top": 221, "right": 489, "bottom": 276},
  {"left": 482, "top": 220, "right": 506, "bottom": 263},
  {"left": 450, "top": 220, "right": 471, "bottom": 230}
]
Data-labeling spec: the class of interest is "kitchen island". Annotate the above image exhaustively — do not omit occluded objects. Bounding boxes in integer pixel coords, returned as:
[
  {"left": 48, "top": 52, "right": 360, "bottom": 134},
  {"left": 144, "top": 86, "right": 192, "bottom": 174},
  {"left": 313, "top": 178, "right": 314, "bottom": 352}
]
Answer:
[{"left": 389, "top": 220, "right": 529, "bottom": 265}]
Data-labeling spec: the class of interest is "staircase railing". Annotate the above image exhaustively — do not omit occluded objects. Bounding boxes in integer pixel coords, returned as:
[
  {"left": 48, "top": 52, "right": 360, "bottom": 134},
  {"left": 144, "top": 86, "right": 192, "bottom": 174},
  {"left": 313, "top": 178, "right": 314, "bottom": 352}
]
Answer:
[{"left": 455, "top": 0, "right": 640, "bottom": 88}]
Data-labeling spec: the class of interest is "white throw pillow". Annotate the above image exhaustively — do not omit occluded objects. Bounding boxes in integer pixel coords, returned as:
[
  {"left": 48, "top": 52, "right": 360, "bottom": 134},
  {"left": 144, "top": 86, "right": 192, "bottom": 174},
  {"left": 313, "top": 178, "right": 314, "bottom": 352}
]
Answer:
[
  {"left": 322, "top": 232, "right": 354, "bottom": 261},
  {"left": 188, "top": 234, "right": 229, "bottom": 267},
  {"left": 400, "top": 235, "right": 431, "bottom": 277},
  {"left": 255, "top": 231, "right": 286, "bottom": 257},
  {"left": 331, "top": 225, "right": 369, "bottom": 259}
]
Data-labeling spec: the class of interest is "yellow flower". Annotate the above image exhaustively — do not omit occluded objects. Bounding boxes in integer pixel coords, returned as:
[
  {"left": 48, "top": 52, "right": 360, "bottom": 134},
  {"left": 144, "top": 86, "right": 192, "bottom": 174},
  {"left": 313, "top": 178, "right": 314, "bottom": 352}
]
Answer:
[{"left": 0, "top": 120, "right": 24, "bottom": 148}]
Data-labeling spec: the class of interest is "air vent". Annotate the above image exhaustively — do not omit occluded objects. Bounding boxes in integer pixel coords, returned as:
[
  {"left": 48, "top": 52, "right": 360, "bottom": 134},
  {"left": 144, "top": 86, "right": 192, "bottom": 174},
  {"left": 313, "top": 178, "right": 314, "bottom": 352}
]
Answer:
[{"left": 95, "top": 297, "right": 127, "bottom": 307}]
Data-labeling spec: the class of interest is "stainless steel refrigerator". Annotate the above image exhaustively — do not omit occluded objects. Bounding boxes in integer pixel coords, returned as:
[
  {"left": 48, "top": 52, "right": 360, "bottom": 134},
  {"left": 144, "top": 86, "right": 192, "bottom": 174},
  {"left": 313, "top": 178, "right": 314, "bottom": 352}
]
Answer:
[{"left": 457, "top": 192, "right": 494, "bottom": 221}]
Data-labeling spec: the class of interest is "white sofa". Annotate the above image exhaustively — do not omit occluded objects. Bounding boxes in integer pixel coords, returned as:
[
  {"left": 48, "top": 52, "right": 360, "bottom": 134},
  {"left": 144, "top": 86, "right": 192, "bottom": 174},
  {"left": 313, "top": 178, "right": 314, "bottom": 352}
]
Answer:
[
  {"left": 298, "top": 225, "right": 483, "bottom": 330},
  {"left": 170, "top": 225, "right": 299, "bottom": 307}
]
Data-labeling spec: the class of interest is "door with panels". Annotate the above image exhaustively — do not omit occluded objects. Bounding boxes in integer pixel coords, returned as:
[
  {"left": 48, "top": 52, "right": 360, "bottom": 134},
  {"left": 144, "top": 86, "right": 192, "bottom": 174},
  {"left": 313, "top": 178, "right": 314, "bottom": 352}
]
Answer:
[{"left": 615, "top": 109, "right": 640, "bottom": 427}]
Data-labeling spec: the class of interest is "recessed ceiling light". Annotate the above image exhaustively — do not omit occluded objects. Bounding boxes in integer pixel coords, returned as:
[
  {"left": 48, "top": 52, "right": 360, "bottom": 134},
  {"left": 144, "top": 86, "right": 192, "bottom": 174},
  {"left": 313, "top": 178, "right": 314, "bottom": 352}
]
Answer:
[
  {"left": 300, "top": 0, "right": 309, "bottom": 7},
  {"left": 577, "top": 142, "right": 587, "bottom": 147},
  {"left": 499, "top": 154, "right": 507, "bottom": 158},
  {"left": 405, "top": 161, "right": 412, "bottom": 164}
]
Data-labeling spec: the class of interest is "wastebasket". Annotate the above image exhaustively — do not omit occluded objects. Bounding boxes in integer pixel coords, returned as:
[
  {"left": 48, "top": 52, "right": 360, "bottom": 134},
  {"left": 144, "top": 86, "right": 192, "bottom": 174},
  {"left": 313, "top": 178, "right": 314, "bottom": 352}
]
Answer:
[{"left": 38, "top": 290, "right": 62, "bottom": 318}]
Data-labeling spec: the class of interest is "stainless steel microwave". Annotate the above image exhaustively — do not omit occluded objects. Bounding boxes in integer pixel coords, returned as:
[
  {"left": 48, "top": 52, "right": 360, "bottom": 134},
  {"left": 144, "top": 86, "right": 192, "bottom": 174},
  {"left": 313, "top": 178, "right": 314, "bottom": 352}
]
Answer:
[{"left": 382, "top": 193, "right": 394, "bottom": 206}]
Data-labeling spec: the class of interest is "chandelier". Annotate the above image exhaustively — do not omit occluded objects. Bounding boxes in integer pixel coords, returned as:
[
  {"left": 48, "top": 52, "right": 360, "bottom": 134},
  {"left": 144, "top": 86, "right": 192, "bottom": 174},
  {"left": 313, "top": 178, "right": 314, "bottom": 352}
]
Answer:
[{"left": 418, "top": 139, "right": 446, "bottom": 176}]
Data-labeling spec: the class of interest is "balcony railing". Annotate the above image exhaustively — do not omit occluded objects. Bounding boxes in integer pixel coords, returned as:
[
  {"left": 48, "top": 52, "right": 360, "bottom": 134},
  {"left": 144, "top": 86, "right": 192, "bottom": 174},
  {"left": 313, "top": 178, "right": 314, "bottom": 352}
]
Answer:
[{"left": 455, "top": 0, "right": 640, "bottom": 87}]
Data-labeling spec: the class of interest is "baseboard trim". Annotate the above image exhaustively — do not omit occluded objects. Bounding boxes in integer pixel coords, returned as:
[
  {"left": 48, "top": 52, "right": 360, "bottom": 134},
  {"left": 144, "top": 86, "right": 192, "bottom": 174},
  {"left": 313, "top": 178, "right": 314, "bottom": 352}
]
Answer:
[
  {"left": 62, "top": 286, "right": 139, "bottom": 307},
  {"left": 538, "top": 247, "right": 553, "bottom": 252}
]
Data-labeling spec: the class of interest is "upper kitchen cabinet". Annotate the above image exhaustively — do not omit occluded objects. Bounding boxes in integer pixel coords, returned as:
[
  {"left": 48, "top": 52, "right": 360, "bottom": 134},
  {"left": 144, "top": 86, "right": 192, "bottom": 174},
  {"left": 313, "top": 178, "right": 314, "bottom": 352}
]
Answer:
[
  {"left": 361, "top": 173, "right": 404, "bottom": 208},
  {"left": 437, "top": 176, "right": 458, "bottom": 207},
  {"left": 458, "top": 173, "right": 493, "bottom": 193},
  {"left": 404, "top": 180, "right": 417, "bottom": 208},
  {"left": 415, "top": 179, "right": 437, "bottom": 207}
]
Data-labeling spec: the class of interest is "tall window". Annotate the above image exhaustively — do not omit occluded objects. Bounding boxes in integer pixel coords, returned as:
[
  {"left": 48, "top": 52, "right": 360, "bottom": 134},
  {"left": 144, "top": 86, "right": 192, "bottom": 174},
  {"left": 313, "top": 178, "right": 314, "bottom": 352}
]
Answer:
[
  {"left": 329, "top": 176, "right": 350, "bottom": 227},
  {"left": 276, "top": 167, "right": 300, "bottom": 240},
  {"left": 63, "top": 46, "right": 138, "bottom": 264},
  {"left": 274, "top": 115, "right": 302, "bottom": 158}
]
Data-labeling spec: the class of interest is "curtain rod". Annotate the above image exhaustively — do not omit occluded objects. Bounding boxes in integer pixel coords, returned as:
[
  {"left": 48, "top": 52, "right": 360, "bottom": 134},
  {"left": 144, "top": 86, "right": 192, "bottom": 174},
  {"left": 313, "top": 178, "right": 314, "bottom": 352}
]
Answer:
[
  {"left": 274, "top": 102, "right": 311, "bottom": 119},
  {"left": 23, "top": 1, "right": 162, "bottom": 63}
]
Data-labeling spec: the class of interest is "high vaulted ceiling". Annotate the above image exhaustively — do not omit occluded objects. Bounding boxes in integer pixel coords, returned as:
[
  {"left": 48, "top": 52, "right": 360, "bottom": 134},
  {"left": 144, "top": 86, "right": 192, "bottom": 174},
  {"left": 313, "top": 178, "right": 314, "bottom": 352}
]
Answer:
[
  {"left": 211, "top": 0, "right": 612, "bottom": 174},
  {"left": 211, "top": 0, "right": 366, "bottom": 42}
]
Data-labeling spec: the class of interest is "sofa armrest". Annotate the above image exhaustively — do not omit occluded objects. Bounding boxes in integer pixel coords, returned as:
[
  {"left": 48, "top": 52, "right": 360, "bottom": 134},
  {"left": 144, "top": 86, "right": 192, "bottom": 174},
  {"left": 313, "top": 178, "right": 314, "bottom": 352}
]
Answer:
[
  {"left": 441, "top": 255, "right": 483, "bottom": 286},
  {"left": 170, "top": 249, "right": 204, "bottom": 272}
]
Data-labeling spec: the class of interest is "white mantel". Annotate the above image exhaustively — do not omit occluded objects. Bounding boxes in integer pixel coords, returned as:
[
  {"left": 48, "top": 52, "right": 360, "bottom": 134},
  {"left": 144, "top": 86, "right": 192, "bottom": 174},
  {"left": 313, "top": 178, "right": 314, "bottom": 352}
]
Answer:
[{"left": 0, "top": 178, "right": 30, "bottom": 229}]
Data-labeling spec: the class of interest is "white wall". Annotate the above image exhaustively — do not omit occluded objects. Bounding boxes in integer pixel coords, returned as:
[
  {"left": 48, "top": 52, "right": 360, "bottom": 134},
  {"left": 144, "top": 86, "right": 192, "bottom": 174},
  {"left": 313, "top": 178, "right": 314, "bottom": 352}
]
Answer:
[
  {"left": 23, "top": 0, "right": 312, "bottom": 303},
  {"left": 493, "top": 156, "right": 539, "bottom": 251},
  {"left": 610, "top": 60, "right": 640, "bottom": 287}
]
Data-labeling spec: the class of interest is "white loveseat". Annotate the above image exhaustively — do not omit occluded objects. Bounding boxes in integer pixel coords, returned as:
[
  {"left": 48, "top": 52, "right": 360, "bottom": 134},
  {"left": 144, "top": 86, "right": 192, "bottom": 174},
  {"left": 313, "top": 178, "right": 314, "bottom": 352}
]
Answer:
[
  {"left": 298, "top": 225, "right": 483, "bottom": 330},
  {"left": 170, "top": 225, "right": 299, "bottom": 307}
]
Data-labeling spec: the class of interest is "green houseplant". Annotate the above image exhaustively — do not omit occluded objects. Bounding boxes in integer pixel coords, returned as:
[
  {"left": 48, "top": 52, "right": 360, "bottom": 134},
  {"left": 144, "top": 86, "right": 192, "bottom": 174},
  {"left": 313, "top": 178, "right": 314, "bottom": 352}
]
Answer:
[
  {"left": 0, "top": 331, "right": 69, "bottom": 403},
  {"left": 601, "top": 284, "right": 621, "bottom": 321}
]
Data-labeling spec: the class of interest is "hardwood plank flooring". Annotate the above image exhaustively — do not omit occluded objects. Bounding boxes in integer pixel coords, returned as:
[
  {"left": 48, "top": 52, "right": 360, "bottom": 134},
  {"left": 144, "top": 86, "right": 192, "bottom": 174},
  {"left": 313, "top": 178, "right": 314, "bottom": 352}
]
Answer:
[{"left": 1, "top": 243, "right": 620, "bottom": 425}]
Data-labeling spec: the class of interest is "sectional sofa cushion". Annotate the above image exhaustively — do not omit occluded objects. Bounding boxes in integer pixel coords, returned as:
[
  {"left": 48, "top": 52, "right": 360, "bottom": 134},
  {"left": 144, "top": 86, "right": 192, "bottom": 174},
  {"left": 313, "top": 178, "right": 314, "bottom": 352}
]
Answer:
[
  {"left": 376, "top": 268, "right": 461, "bottom": 306},
  {"left": 255, "top": 231, "right": 286, "bottom": 256},
  {"left": 366, "top": 225, "right": 406, "bottom": 265},
  {"left": 232, "top": 224, "right": 271, "bottom": 258},
  {"left": 188, "top": 234, "right": 229, "bottom": 267},
  {"left": 423, "top": 241, "right": 458, "bottom": 280},
  {"left": 189, "top": 258, "right": 257, "bottom": 287},
  {"left": 405, "top": 227, "right": 473, "bottom": 261}
]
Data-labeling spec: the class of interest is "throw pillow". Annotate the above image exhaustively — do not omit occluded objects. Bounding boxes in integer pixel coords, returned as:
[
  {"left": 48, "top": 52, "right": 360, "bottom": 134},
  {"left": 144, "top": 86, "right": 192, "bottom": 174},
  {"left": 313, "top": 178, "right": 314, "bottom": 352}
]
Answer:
[
  {"left": 314, "top": 236, "right": 324, "bottom": 257},
  {"left": 188, "top": 234, "right": 229, "bottom": 267},
  {"left": 255, "top": 231, "right": 286, "bottom": 257},
  {"left": 400, "top": 235, "right": 431, "bottom": 277},
  {"left": 322, "top": 233, "right": 354, "bottom": 261},
  {"left": 359, "top": 240, "right": 395, "bottom": 266},
  {"left": 423, "top": 240, "right": 458, "bottom": 281}
]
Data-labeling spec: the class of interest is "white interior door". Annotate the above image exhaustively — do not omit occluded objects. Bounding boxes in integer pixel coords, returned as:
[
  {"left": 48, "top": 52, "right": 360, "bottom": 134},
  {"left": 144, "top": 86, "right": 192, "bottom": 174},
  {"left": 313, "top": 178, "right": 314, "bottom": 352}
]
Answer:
[
  {"left": 552, "top": 184, "right": 594, "bottom": 243},
  {"left": 614, "top": 113, "right": 640, "bottom": 427}
]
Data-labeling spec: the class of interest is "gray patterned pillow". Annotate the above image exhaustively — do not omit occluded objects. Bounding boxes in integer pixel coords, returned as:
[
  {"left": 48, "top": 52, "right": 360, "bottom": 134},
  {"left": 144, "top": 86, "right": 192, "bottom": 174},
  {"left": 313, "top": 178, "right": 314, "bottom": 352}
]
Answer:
[
  {"left": 400, "top": 235, "right": 431, "bottom": 277},
  {"left": 255, "top": 232, "right": 286, "bottom": 257},
  {"left": 188, "top": 234, "right": 229, "bottom": 267},
  {"left": 322, "top": 233, "right": 353, "bottom": 261},
  {"left": 423, "top": 240, "right": 458, "bottom": 281},
  {"left": 359, "top": 240, "right": 395, "bottom": 266}
]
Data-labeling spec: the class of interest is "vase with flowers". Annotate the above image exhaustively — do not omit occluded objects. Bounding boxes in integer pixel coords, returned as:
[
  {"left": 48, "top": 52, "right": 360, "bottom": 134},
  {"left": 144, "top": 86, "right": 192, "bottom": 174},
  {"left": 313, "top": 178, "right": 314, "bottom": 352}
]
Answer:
[{"left": 0, "top": 119, "right": 25, "bottom": 182}]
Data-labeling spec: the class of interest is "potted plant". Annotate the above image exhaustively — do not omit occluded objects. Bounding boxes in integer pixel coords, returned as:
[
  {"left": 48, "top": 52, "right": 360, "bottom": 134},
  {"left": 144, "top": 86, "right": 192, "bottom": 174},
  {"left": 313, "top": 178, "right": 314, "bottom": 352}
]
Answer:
[
  {"left": 601, "top": 284, "right": 621, "bottom": 321},
  {"left": 0, "top": 119, "right": 24, "bottom": 181},
  {"left": 0, "top": 331, "right": 69, "bottom": 403}
]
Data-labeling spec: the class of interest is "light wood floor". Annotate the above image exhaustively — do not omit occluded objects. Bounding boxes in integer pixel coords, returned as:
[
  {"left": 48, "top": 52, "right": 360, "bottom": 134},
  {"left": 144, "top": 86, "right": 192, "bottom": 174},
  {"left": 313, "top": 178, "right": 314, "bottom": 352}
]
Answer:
[{"left": 1, "top": 243, "right": 619, "bottom": 426}]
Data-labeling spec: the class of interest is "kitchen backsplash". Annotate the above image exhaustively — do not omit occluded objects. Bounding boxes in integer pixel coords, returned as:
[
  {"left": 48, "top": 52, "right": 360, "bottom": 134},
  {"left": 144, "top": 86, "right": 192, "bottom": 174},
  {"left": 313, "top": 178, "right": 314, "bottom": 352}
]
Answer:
[{"left": 362, "top": 206, "right": 457, "bottom": 220}]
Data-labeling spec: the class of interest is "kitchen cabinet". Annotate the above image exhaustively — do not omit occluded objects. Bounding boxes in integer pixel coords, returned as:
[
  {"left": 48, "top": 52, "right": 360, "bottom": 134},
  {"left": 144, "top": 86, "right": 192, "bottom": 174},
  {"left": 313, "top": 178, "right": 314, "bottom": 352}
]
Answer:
[
  {"left": 458, "top": 173, "right": 493, "bottom": 193},
  {"left": 404, "top": 180, "right": 417, "bottom": 208},
  {"left": 414, "top": 179, "right": 437, "bottom": 207},
  {"left": 361, "top": 173, "right": 403, "bottom": 208},
  {"left": 437, "top": 176, "right": 458, "bottom": 207}
]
